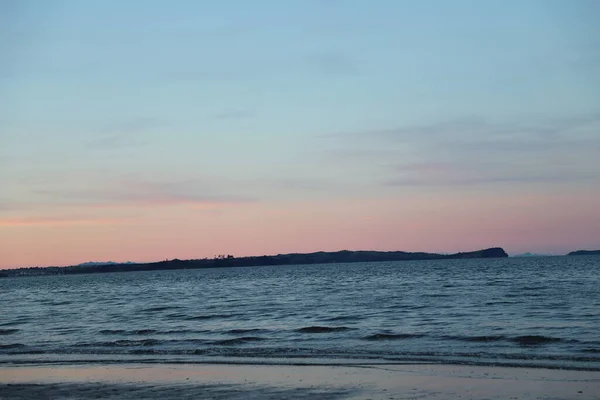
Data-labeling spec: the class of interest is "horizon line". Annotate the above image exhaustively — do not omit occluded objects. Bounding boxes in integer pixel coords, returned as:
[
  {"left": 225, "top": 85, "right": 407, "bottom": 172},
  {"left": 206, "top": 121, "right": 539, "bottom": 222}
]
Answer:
[{"left": 3, "top": 246, "right": 592, "bottom": 270}]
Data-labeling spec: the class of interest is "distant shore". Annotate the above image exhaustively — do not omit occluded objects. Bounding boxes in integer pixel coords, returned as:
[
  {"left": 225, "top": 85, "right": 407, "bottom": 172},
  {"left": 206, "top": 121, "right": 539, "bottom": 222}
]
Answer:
[
  {"left": 568, "top": 249, "right": 600, "bottom": 256},
  {"left": 1, "top": 363, "right": 598, "bottom": 399},
  {"left": 0, "top": 247, "right": 508, "bottom": 278}
]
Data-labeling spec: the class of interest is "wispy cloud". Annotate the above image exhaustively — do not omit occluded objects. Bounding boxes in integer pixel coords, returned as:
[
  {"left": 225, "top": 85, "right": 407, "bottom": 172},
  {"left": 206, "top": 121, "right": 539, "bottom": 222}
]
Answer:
[
  {"left": 211, "top": 110, "right": 253, "bottom": 120},
  {"left": 330, "top": 112, "right": 600, "bottom": 142},
  {"left": 88, "top": 134, "right": 148, "bottom": 150},
  {"left": 0, "top": 178, "right": 255, "bottom": 228},
  {"left": 88, "top": 117, "right": 168, "bottom": 150},
  {"left": 307, "top": 51, "right": 360, "bottom": 76},
  {"left": 32, "top": 178, "right": 255, "bottom": 210},
  {"left": 0, "top": 200, "right": 19, "bottom": 212},
  {"left": 323, "top": 112, "right": 600, "bottom": 187},
  {"left": 384, "top": 161, "right": 598, "bottom": 187},
  {"left": 97, "top": 117, "right": 168, "bottom": 135},
  {"left": 0, "top": 217, "right": 131, "bottom": 227}
]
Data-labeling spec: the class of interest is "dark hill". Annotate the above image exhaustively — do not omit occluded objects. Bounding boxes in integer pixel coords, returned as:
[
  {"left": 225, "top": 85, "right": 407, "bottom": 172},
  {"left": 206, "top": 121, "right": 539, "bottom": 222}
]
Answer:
[
  {"left": 568, "top": 250, "right": 600, "bottom": 256},
  {"left": 0, "top": 247, "right": 508, "bottom": 277}
]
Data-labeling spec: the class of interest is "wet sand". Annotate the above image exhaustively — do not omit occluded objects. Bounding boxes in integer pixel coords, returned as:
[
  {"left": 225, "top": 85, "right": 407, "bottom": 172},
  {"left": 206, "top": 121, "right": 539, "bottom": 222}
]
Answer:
[{"left": 1, "top": 363, "right": 599, "bottom": 399}]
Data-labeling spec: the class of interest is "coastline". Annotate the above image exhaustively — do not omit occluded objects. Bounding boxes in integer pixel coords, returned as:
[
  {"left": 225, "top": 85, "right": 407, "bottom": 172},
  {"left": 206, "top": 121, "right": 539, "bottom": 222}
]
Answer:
[
  {"left": 0, "top": 247, "right": 509, "bottom": 278},
  {"left": 1, "top": 363, "right": 598, "bottom": 399}
]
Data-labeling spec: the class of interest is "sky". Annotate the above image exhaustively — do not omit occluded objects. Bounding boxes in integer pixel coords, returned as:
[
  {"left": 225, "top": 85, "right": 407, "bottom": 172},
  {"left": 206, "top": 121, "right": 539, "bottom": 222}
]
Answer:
[{"left": 1, "top": 0, "right": 599, "bottom": 268}]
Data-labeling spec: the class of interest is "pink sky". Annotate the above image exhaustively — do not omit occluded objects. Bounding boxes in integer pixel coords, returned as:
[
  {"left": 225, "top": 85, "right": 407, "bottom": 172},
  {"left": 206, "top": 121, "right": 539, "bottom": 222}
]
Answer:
[{"left": 2, "top": 186, "right": 599, "bottom": 269}]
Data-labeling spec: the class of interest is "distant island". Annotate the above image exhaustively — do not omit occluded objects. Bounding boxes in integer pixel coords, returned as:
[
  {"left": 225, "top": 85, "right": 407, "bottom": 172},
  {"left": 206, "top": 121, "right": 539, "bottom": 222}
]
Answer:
[
  {"left": 76, "top": 261, "right": 137, "bottom": 267},
  {"left": 0, "top": 247, "right": 508, "bottom": 278},
  {"left": 568, "top": 250, "right": 600, "bottom": 256},
  {"left": 511, "top": 252, "right": 552, "bottom": 258}
]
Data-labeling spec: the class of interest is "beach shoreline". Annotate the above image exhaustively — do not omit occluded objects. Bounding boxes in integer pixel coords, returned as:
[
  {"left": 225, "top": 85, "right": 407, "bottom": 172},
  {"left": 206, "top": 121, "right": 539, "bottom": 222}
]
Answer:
[{"left": 1, "top": 363, "right": 598, "bottom": 399}]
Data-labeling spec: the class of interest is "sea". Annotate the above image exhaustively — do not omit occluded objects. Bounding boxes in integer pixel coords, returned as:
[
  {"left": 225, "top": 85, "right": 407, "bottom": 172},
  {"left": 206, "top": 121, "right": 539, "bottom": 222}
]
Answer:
[{"left": 1, "top": 256, "right": 599, "bottom": 370}]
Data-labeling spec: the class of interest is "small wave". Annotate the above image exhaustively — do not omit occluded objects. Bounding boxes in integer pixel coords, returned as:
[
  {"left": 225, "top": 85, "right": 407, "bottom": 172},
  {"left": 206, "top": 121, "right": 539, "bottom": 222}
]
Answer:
[
  {"left": 296, "top": 326, "right": 354, "bottom": 333},
  {"left": 48, "top": 300, "right": 72, "bottom": 306},
  {"left": 214, "top": 337, "right": 265, "bottom": 345},
  {"left": 582, "top": 349, "right": 600, "bottom": 353},
  {"left": 226, "top": 329, "right": 265, "bottom": 335},
  {"left": 484, "top": 301, "right": 517, "bottom": 306},
  {"left": 448, "top": 335, "right": 507, "bottom": 342},
  {"left": 133, "top": 329, "right": 158, "bottom": 335},
  {"left": 100, "top": 329, "right": 158, "bottom": 335},
  {"left": 77, "top": 339, "right": 162, "bottom": 347},
  {"left": 163, "top": 329, "right": 199, "bottom": 334},
  {"left": 506, "top": 292, "right": 543, "bottom": 298},
  {"left": 511, "top": 335, "right": 562, "bottom": 345},
  {"left": 128, "top": 349, "right": 163, "bottom": 355},
  {"left": 141, "top": 306, "right": 181, "bottom": 313},
  {"left": 3, "top": 345, "right": 600, "bottom": 370},
  {"left": 322, "top": 315, "right": 360, "bottom": 322},
  {"left": 0, "top": 321, "right": 22, "bottom": 327},
  {"left": 165, "top": 313, "right": 187, "bottom": 319},
  {"left": 185, "top": 314, "right": 235, "bottom": 321},
  {"left": 0, "top": 343, "right": 25, "bottom": 349},
  {"left": 405, "top": 305, "right": 428, "bottom": 310},
  {"left": 113, "top": 339, "right": 162, "bottom": 347},
  {"left": 0, "top": 329, "right": 19, "bottom": 335},
  {"left": 363, "top": 333, "right": 424, "bottom": 341},
  {"left": 55, "top": 328, "right": 80, "bottom": 336},
  {"left": 521, "top": 286, "right": 549, "bottom": 291},
  {"left": 1, "top": 318, "right": 31, "bottom": 326},
  {"left": 99, "top": 329, "right": 127, "bottom": 335},
  {"left": 6, "top": 350, "right": 46, "bottom": 356}
]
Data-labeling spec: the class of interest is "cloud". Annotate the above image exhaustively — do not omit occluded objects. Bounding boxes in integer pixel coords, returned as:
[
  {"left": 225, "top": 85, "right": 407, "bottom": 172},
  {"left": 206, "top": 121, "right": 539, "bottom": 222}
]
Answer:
[
  {"left": 88, "top": 117, "right": 168, "bottom": 150},
  {"left": 157, "top": 55, "right": 291, "bottom": 82},
  {"left": 0, "top": 179, "right": 255, "bottom": 228},
  {"left": 265, "top": 177, "right": 339, "bottom": 192},
  {"left": 0, "top": 201, "right": 19, "bottom": 212},
  {"left": 97, "top": 117, "right": 168, "bottom": 135},
  {"left": 384, "top": 161, "right": 598, "bottom": 187},
  {"left": 211, "top": 110, "right": 253, "bottom": 120},
  {"left": 332, "top": 112, "right": 600, "bottom": 142},
  {"left": 0, "top": 217, "right": 131, "bottom": 227},
  {"left": 32, "top": 178, "right": 255, "bottom": 210},
  {"left": 307, "top": 51, "right": 360, "bottom": 76},
  {"left": 88, "top": 134, "right": 148, "bottom": 150},
  {"left": 323, "top": 112, "right": 600, "bottom": 187}
]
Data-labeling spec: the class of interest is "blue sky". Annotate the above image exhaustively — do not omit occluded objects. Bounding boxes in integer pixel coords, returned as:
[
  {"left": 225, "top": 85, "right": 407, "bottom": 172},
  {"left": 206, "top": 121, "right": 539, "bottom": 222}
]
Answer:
[{"left": 1, "top": 1, "right": 599, "bottom": 267}]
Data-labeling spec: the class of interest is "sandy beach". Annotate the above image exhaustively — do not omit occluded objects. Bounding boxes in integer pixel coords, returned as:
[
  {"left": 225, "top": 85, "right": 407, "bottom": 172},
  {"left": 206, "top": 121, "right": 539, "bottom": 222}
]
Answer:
[{"left": 1, "top": 363, "right": 598, "bottom": 399}]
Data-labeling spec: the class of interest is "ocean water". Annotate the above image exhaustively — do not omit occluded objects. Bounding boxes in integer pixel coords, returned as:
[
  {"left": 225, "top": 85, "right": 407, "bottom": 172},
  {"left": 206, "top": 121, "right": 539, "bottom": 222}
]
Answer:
[{"left": 1, "top": 256, "right": 599, "bottom": 370}]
